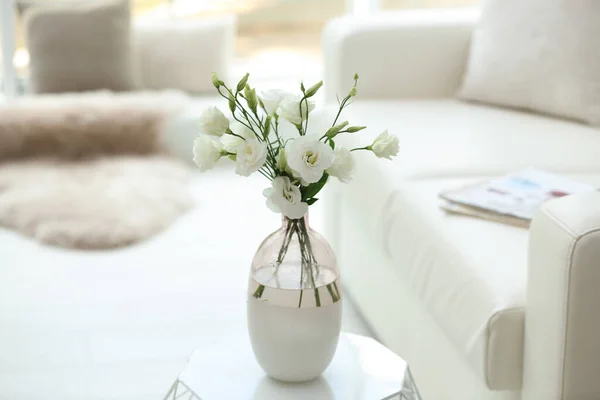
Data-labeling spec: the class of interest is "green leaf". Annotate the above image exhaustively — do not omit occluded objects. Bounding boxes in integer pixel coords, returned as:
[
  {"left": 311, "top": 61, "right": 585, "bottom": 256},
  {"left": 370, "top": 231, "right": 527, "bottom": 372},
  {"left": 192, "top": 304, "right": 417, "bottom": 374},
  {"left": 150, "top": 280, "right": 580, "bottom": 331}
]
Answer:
[
  {"left": 301, "top": 173, "right": 329, "bottom": 201},
  {"left": 329, "top": 139, "right": 335, "bottom": 150},
  {"left": 236, "top": 73, "right": 249, "bottom": 92},
  {"left": 306, "top": 198, "right": 319, "bottom": 205},
  {"left": 300, "top": 82, "right": 306, "bottom": 93}
]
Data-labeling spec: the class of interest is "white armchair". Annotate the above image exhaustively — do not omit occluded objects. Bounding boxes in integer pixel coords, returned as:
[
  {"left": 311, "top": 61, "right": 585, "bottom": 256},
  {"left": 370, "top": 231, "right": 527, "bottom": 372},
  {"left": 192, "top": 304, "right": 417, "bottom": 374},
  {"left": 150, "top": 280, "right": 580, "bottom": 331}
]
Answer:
[{"left": 322, "top": 9, "right": 600, "bottom": 400}]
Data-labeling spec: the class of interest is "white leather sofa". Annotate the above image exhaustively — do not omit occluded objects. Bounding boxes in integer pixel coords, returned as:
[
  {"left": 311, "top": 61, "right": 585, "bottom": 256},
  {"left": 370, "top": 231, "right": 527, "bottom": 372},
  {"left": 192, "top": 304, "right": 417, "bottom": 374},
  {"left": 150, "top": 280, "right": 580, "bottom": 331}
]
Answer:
[{"left": 322, "top": 9, "right": 600, "bottom": 400}]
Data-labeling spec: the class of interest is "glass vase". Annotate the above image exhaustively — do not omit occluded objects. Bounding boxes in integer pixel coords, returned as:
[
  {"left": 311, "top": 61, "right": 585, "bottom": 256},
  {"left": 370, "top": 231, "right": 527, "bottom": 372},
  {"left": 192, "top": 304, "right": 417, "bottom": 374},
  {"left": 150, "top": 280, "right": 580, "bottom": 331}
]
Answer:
[{"left": 247, "top": 212, "right": 342, "bottom": 382}]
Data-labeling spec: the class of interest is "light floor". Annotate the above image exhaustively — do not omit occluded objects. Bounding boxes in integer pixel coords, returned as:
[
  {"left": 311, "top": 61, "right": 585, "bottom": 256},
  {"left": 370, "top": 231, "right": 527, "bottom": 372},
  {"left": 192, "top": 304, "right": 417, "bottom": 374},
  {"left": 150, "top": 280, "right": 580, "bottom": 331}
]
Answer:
[{"left": 0, "top": 166, "right": 373, "bottom": 399}]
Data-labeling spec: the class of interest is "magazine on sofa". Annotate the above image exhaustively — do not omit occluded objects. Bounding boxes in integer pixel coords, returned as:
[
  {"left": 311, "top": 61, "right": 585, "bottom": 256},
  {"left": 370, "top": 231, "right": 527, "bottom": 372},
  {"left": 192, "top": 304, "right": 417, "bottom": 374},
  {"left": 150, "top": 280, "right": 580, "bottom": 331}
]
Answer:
[{"left": 439, "top": 170, "right": 596, "bottom": 227}]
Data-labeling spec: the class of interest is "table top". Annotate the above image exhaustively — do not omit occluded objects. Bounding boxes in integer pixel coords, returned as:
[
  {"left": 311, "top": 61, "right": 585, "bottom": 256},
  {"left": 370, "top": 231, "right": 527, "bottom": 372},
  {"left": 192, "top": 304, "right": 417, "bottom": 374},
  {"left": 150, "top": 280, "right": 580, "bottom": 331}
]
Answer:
[{"left": 164, "top": 332, "right": 421, "bottom": 400}]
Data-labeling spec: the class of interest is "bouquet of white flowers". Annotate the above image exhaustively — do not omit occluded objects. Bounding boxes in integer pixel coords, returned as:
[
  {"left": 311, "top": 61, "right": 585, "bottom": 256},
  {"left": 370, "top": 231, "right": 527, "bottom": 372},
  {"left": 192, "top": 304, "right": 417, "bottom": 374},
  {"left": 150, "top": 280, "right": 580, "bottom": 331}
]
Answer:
[{"left": 193, "top": 72, "right": 399, "bottom": 304}]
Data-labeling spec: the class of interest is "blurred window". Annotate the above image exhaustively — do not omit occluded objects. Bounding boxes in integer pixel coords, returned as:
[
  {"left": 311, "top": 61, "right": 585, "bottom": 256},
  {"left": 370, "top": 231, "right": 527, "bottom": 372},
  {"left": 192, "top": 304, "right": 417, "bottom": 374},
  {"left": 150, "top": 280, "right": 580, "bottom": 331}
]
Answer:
[
  {"left": 4, "top": 0, "right": 479, "bottom": 95},
  {"left": 381, "top": 0, "right": 479, "bottom": 9}
]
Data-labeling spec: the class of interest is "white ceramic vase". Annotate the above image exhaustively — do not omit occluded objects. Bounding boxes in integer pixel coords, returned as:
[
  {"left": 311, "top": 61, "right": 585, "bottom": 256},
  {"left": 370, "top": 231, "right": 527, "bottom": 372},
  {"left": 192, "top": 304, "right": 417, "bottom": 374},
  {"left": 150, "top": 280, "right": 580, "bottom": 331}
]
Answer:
[{"left": 247, "top": 213, "right": 342, "bottom": 382}]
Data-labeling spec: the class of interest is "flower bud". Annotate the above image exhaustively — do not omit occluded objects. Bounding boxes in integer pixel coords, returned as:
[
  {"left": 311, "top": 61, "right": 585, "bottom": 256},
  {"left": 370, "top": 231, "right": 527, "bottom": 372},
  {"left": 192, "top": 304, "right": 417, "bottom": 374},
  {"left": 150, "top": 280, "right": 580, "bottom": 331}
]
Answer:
[
  {"left": 264, "top": 115, "right": 272, "bottom": 138},
  {"left": 228, "top": 92, "right": 236, "bottom": 112},
  {"left": 244, "top": 86, "right": 258, "bottom": 113},
  {"left": 276, "top": 148, "right": 287, "bottom": 172},
  {"left": 353, "top": 73, "right": 359, "bottom": 81},
  {"left": 304, "top": 81, "right": 323, "bottom": 98},
  {"left": 212, "top": 72, "right": 222, "bottom": 89},
  {"left": 346, "top": 125, "right": 366, "bottom": 133},
  {"left": 236, "top": 73, "right": 249, "bottom": 93},
  {"left": 325, "top": 121, "right": 349, "bottom": 138},
  {"left": 349, "top": 87, "right": 357, "bottom": 97}
]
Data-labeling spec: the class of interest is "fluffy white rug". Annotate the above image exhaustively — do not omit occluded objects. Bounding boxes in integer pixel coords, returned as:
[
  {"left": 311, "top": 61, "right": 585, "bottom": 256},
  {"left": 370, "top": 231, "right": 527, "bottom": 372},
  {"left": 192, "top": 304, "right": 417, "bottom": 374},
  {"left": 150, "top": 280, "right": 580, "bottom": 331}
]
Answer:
[
  {"left": 0, "top": 156, "right": 193, "bottom": 249},
  {"left": 0, "top": 91, "right": 194, "bottom": 249}
]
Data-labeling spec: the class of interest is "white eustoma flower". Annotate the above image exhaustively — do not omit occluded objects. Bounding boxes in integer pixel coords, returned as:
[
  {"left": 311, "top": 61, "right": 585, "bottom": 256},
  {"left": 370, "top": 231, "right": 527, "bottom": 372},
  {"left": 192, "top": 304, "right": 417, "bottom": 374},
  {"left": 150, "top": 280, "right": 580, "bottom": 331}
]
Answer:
[
  {"left": 235, "top": 138, "right": 268, "bottom": 177},
  {"left": 199, "top": 106, "right": 229, "bottom": 137},
  {"left": 263, "top": 176, "right": 308, "bottom": 219},
  {"left": 370, "top": 130, "right": 399, "bottom": 160},
  {"left": 260, "top": 89, "right": 292, "bottom": 116},
  {"left": 193, "top": 135, "right": 223, "bottom": 172},
  {"left": 277, "top": 95, "right": 315, "bottom": 125},
  {"left": 326, "top": 146, "right": 355, "bottom": 183},
  {"left": 221, "top": 121, "right": 255, "bottom": 153},
  {"left": 286, "top": 135, "right": 334, "bottom": 184}
]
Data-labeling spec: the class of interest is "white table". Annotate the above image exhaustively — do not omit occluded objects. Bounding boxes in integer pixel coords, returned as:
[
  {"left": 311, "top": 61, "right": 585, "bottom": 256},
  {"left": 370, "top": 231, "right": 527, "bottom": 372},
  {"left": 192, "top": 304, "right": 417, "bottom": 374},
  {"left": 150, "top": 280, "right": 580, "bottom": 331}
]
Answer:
[{"left": 163, "top": 332, "right": 421, "bottom": 400}]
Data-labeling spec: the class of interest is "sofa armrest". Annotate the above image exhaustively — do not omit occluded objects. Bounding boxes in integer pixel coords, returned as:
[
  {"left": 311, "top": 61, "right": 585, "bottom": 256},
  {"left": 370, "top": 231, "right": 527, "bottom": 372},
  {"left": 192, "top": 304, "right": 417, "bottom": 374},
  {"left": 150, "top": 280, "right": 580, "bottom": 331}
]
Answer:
[
  {"left": 523, "top": 192, "right": 600, "bottom": 400},
  {"left": 322, "top": 9, "right": 478, "bottom": 102}
]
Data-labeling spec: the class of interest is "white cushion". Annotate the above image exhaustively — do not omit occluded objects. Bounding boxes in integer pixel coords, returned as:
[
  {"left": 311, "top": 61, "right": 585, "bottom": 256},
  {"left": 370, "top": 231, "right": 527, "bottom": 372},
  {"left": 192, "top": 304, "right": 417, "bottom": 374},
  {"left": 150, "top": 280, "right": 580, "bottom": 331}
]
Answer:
[
  {"left": 25, "top": 0, "right": 136, "bottom": 93},
  {"left": 458, "top": 0, "right": 600, "bottom": 125},
  {"left": 134, "top": 17, "right": 235, "bottom": 94}
]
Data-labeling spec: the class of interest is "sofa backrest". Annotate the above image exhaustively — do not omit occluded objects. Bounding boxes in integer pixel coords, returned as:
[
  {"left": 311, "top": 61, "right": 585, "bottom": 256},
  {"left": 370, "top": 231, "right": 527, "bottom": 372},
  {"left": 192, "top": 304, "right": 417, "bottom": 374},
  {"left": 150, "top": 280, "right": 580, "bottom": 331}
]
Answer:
[{"left": 322, "top": 9, "right": 479, "bottom": 101}]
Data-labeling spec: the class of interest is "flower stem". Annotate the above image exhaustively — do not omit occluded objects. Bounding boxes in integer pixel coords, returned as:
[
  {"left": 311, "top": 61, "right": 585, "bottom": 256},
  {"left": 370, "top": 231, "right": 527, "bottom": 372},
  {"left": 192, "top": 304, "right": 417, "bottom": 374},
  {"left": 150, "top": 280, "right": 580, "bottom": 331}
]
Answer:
[
  {"left": 314, "top": 288, "right": 321, "bottom": 307},
  {"left": 276, "top": 223, "right": 296, "bottom": 265},
  {"left": 275, "top": 217, "right": 323, "bottom": 308},
  {"left": 227, "top": 132, "right": 246, "bottom": 140},
  {"left": 253, "top": 284, "right": 265, "bottom": 298},
  {"left": 331, "top": 96, "right": 349, "bottom": 128},
  {"left": 333, "top": 281, "right": 341, "bottom": 299},
  {"left": 326, "top": 283, "right": 340, "bottom": 303},
  {"left": 257, "top": 169, "right": 272, "bottom": 180}
]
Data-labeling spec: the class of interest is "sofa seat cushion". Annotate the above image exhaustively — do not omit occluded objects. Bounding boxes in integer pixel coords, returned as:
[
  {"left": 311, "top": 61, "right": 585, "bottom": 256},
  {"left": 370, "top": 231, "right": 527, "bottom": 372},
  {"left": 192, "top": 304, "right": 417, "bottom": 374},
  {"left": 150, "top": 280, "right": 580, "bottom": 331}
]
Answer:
[
  {"left": 353, "top": 174, "right": 600, "bottom": 390},
  {"left": 383, "top": 177, "right": 528, "bottom": 390}
]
